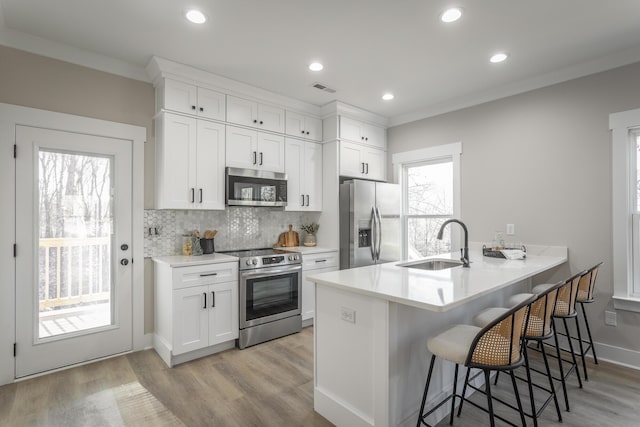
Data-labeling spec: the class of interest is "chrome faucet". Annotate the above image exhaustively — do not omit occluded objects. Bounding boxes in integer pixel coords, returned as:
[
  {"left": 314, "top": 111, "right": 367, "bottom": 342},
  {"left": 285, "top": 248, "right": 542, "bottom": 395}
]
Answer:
[{"left": 437, "top": 219, "right": 470, "bottom": 267}]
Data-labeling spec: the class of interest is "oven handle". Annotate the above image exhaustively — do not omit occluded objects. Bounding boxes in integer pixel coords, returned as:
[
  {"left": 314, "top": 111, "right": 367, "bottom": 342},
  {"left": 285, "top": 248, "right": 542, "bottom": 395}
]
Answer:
[{"left": 240, "top": 265, "right": 302, "bottom": 279}]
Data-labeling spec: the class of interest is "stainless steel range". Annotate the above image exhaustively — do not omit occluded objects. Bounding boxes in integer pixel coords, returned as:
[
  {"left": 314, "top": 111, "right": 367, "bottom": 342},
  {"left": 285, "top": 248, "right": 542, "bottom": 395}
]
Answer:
[{"left": 222, "top": 248, "right": 302, "bottom": 349}]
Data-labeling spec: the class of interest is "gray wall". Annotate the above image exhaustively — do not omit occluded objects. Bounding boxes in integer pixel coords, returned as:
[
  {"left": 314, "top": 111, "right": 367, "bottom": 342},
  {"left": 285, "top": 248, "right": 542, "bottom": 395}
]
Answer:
[
  {"left": 388, "top": 61, "right": 640, "bottom": 354},
  {"left": 0, "top": 45, "right": 157, "bottom": 333}
]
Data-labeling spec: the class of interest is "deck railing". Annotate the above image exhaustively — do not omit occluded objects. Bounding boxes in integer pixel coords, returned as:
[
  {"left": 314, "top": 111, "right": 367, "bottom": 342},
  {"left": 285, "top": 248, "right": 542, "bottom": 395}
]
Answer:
[{"left": 39, "top": 237, "right": 111, "bottom": 310}]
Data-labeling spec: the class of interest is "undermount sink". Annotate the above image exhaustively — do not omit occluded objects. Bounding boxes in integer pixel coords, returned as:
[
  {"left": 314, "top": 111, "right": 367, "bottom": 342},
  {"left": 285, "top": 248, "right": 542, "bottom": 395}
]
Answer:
[{"left": 397, "top": 259, "right": 464, "bottom": 271}]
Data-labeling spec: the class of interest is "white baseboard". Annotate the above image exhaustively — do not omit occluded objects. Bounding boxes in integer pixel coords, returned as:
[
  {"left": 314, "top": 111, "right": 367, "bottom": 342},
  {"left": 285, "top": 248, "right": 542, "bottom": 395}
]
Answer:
[
  {"left": 143, "top": 333, "right": 153, "bottom": 349},
  {"left": 594, "top": 341, "right": 640, "bottom": 370}
]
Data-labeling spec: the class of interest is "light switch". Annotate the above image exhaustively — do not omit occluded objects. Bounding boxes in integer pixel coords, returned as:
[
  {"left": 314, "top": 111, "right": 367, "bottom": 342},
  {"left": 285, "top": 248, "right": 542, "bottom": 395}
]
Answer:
[{"left": 506, "top": 224, "right": 515, "bottom": 235}]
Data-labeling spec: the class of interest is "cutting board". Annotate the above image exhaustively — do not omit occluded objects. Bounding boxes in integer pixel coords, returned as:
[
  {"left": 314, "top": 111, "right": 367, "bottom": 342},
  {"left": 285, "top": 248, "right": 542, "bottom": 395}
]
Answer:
[{"left": 275, "top": 224, "right": 299, "bottom": 247}]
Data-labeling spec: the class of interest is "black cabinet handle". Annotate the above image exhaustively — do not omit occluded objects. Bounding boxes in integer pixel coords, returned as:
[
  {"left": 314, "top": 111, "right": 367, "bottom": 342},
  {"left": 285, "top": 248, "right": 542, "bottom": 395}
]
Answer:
[
  {"left": 361, "top": 163, "right": 365, "bottom": 173},
  {"left": 253, "top": 151, "right": 257, "bottom": 165},
  {"left": 365, "top": 163, "right": 369, "bottom": 174},
  {"left": 315, "top": 259, "right": 327, "bottom": 263},
  {"left": 203, "top": 292, "right": 207, "bottom": 309},
  {"left": 259, "top": 152, "right": 263, "bottom": 165},
  {"left": 199, "top": 188, "right": 203, "bottom": 203},
  {"left": 211, "top": 291, "right": 216, "bottom": 308},
  {"left": 192, "top": 105, "right": 196, "bottom": 110},
  {"left": 301, "top": 195, "right": 305, "bottom": 206},
  {"left": 191, "top": 188, "right": 195, "bottom": 203},
  {"left": 199, "top": 273, "right": 218, "bottom": 277},
  {"left": 306, "top": 195, "right": 309, "bottom": 206}
]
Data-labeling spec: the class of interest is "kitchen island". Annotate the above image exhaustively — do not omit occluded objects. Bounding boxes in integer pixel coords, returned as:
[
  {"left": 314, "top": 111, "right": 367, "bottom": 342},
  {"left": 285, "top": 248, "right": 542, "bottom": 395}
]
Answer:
[{"left": 308, "top": 245, "right": 567, "bottom": 427}]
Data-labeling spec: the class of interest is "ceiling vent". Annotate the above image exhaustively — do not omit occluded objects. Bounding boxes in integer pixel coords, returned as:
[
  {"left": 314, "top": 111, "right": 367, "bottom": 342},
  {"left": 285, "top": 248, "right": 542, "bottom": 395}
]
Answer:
[{"left": 311, "top": 82, "right": 336, "bottom": 93}]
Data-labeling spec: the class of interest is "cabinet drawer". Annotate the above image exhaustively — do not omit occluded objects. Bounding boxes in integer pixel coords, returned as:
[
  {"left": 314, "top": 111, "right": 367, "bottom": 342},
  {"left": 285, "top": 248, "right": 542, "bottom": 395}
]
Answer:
[
  {"left": 173, "top": 262, "right": 239, "bottom": 290},
  {"left": 302, "top": 252, "right": 339, "bottom": 271}
]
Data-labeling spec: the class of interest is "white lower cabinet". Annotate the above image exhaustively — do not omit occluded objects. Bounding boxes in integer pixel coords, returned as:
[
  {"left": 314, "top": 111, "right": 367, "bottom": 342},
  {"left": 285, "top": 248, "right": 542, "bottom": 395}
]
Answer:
[
  {"left": 301, "top": 251, "right": 339, "bottom": 322},
  {"left": 153, "top": 260, "right": 239, "bottom": 367}
]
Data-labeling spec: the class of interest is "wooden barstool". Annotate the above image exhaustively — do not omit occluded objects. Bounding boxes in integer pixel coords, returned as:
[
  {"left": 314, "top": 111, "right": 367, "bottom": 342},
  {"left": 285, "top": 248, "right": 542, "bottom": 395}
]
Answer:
[
  {"left": 475, "top": 282, "right": 565, "bottom": 427},
  {"left": 416, "top": 294, "right": 536, "bottom": 427}
]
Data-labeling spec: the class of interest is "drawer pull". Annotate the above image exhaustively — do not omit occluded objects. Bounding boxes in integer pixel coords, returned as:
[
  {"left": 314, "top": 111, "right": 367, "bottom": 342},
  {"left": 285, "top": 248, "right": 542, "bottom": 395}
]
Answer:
[
  {"left": 315, "top": 259, "right": 327, "bottom": 263},
  {"left": 200, "top": 273, "right": 218, "bottom": 277}
]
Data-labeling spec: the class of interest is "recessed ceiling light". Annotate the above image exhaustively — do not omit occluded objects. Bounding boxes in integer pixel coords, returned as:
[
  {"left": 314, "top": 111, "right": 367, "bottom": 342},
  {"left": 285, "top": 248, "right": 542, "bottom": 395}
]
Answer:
[
  {"left": 309, "top": 62, "right": 324, "bottom": 71},
  {"left": 440, "top": 7, "right": 463, "bottom": 23},
  {"left": 185, "top": 9, "right": 207, "bottom": 24},
  {"left": 490, "top": 52, "right": 509, "bottom": 63},
  {"left": 382, "top": 93, "right": 395, "bottom": 101}
]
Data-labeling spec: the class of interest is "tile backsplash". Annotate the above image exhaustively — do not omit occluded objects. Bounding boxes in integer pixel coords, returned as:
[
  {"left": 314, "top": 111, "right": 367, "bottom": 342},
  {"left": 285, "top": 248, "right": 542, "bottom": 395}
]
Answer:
[{"left": 144, "top": 208, "right": 320, "bottom": 257}]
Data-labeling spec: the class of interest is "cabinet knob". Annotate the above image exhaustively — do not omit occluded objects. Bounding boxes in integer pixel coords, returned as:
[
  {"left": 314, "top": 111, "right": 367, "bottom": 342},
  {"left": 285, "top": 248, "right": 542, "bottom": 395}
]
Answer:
[
  {"left": 253, "top": 119, "right": 258, "bottom": 123},
  {"left": 192, "top": 105, "right": 196, "bottom": 110},
  {"left": 306, "top": 131, "right": 310, "bottom": 135},
  {"left": 361, "top": 136, "right": 365, "bottom": 140},
  {"left": 365, "top": 137, "right": 369, "bottom": 141},
  {"left": 301, "top": 130, "right": 305, "bottom": 134},
  {"left": 259, "top": 120, "right": 264, "bottom": 125},
  {"left": 199, "top": 107, "right": 204, "bottom": 112}
]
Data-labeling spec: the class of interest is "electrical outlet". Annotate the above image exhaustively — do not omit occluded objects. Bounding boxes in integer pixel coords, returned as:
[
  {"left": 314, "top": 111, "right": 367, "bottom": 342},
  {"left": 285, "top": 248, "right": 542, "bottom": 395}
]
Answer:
[
  {"left": 605, "top": 310, "right": 617, "bottom": 326},
  {"left": 506, "top": 224, "right": 515, "bottom": 235},
  {"left": 341, "top": 307, "right": 356, "bottom": 323}
]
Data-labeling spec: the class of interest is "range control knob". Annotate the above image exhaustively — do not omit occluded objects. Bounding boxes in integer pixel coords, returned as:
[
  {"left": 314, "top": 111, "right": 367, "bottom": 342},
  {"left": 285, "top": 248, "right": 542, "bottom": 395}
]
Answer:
[
  {"left": 251, "top": 258, "right": 258, "bottom": 265},
  {"left": 288, "top": 255, "right": 294, "bottom": 261},
  {"left": 294, "top": 255, "right": 300, "bottom": 261},
  {"left": 245, "top": 259, "right": 252, "bottom": 266}
]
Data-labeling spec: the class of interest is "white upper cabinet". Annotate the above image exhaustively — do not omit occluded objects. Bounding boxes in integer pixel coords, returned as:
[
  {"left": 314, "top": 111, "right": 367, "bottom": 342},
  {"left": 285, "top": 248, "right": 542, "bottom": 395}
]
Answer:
[
  {"left": 226, "top": 95, "right": 285, "bottom": 133},
  {"left": 226, "top": 125, "right": 285, "bottom": 173},
  {"left": 339, "top": 116, "right": 386, "bottom": 150},
  {"left": 156, "top": 112, "right": 226, "bottom": 209},
  {"left": 160, "top": 78, "right": 226, "bottom": 121},
  {"left": 285, "top": 138, "right": 322, "bottom": 211},
  {"left": 285, "top": 111, "right": 323, "bottom": 142},
  {"left": 340, "top": 140, "right": 386, "bottom": 181}
]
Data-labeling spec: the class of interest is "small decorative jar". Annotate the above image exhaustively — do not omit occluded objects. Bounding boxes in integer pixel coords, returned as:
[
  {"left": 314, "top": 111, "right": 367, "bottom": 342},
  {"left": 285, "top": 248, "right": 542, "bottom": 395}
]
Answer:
[{"left": 303, "top": 233, "right": 317, "bottom": 247}]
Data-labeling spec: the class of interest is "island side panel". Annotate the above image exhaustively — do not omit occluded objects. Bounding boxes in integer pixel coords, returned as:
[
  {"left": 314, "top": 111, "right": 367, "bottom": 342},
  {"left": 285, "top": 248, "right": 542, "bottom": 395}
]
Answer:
[{"left": 315, "top": 284, "right": 390, "bottom": 427}]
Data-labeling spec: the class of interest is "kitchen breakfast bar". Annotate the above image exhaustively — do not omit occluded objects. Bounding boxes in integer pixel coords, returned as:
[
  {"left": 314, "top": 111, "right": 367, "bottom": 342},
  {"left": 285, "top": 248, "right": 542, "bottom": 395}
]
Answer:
[{"left": 308, "top": 245, "right": 567, "bottom": 427}]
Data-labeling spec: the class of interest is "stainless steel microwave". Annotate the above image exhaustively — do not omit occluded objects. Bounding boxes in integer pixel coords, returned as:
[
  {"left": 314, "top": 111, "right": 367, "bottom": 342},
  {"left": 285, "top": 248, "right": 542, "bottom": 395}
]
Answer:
[{"left": 225, "top": 167, "right": 288, "bottom": 207}]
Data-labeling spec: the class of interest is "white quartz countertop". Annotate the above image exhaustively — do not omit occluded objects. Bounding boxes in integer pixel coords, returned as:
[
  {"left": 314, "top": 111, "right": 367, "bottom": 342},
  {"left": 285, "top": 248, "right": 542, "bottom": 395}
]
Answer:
[
  {"left": 283, "top": 246, "right": 338, "bottom": 255},
  {"left": 152, "top": 253, "right": 238, "bottom": 267},
  {"left": 308, "top": 247, "right": 567, "bottom": 312}
]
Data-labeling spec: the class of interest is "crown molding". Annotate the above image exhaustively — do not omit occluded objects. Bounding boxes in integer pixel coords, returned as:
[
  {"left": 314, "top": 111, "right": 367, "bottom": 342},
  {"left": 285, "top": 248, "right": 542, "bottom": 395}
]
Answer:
[{"left": 319, "top": 100, "right": 389, "bottom": 128}]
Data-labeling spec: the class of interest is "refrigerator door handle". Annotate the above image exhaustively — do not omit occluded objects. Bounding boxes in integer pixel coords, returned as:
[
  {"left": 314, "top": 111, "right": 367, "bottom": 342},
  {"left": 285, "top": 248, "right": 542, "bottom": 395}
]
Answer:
[
  {"left": 370, "top": 207, "right": 377, "bottom": 261},
  {"left": 375, "top": 207, "right": 383, "bottom": 261}
]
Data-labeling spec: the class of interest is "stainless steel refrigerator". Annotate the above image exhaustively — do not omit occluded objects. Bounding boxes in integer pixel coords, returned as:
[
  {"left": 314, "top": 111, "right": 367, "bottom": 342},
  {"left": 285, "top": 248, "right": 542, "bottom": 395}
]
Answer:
[{"left": 339, "top": 179, "right": 402, "bottom": 269}]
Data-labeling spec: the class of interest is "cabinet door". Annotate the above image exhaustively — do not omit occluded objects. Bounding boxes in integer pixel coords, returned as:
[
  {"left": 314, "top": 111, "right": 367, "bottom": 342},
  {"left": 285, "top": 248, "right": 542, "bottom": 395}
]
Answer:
[
  {"left": 285, "top": 138, "right": 305, "bottom": 211},
  {"left": 156, "top": 113, "right": 197, "bottom": 209},
  {"left": 257, "top": 132, "right": 285, "bottom": 172},
  {"left": 363, "top": 123, "right": 386, "bottom": 150},
  {"left": 363, "top": 147, "right": 386, "bottom": 181},
  {"left": 339, "top": 141, "right": 365, "bottom": 178},
  {"left": 196, "top": 121, "right": 226, "bottom": 209},
  {"left": 226, "top": 125, "right": 258, "bottom": 169},
  {"left": 285, "top": 111, "right": 306, "bottom": 138},
  {"left": 208, "top": 282, "right": 239, "bottom": 345},
  {"left": 305, "top": 116, "right": 323, "bottom": 142},
  {"left": 301, "top": 265, "right": 338, "bottom": 322},
  {"left": 173, "top": 285, "right": 209, "bottom": 355},
  {"left": 340, "top": 116, "right": 364, "bottom": 143},
  {"left": 197, "top": 87, "right": 226, "bottom": 121},
  {"left": 163, "top": 79, "right": 198, "bottom": 115},
  {"left": 305, "top": 142, "right": 323, "bottom": 211},
  {"left": 258, "top": 104, "right": 285, "bottom": 133},
  {"left": 227, "top": 95, "right": 257, "bottom": 128}
]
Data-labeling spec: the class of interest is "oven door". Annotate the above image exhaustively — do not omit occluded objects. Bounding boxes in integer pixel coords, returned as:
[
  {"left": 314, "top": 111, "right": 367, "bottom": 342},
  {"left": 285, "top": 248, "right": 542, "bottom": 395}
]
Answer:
[{"left": 239, "top": 264, "right": 301, "bottom": 328}]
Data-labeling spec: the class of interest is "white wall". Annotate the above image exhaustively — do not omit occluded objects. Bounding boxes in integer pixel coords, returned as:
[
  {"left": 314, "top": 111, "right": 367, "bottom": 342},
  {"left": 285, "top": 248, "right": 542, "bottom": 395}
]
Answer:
[{"left": 387, "top": 61, "right": 640, "bottom": 359}]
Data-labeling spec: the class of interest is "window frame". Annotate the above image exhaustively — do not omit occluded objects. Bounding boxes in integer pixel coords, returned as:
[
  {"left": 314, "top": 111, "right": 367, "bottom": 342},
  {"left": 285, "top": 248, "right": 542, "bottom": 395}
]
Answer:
[
  {"left": 392, "top": 142, "right": 462, "bottom": 260},
  {"left": 610, "top": 108, "right": 640, "bottom": 312}
]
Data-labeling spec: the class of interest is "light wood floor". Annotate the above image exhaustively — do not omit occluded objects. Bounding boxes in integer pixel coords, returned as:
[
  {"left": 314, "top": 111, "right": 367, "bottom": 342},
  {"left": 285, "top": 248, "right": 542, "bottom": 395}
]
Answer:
[{"left": 1, "top": 327, "right": 639, "bottom": 426}]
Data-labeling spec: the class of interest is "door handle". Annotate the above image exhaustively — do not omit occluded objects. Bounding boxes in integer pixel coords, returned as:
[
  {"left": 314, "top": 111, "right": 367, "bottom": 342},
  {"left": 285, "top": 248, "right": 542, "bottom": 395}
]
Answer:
[
  {"left": 370, "top": 207, "right": 376, "bottom": 262},
  {"left": 305, "top": 195, "right": 309, "bottom": 206},
  {"left": 203, "top": 292, "right": 207, "bottom": 309},
  {"left": 211, "top": 291, "right": 216, "bottom": 308},
  {"left": 375, "top": 207, "right": 383, "bottom": 261},
  {"left": 260, "top": 152, "right": 263, "bottom": 165},
  {"left": 199, "top": 188, "right": 203, "bottom": 203},
  {"left": 365, "top": 163, "right": 369, "bottom": 174},
  {"left": 253, "top": 151, "right": 257, "bottom": 165},
  {"left": 361, "top": 162, "right": 365, "bottom": 174},
  {"left": 301, "top": 195, "right": 305, "bottom": 206},
  {"left": 191, "top": 188, "right": 195, "bottom": 203},
  {"left": 120, "top": 259, "right": 129, "bottom": 266}
]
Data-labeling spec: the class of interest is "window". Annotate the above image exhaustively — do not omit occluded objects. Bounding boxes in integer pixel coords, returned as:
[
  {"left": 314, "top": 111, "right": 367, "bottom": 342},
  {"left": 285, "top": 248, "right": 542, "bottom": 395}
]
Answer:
[
  {"left": 392, "top": 143, "right": 461, "bottom": 260},
  {"left": 611, "top": 108, "right": 640, "bottom": 312}
]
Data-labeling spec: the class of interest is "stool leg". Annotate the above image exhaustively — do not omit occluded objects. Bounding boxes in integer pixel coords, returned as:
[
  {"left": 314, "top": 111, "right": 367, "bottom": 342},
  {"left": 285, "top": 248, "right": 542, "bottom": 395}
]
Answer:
[
  {"left": 449, "top": 364, "right": 459, "bottom": 425},
  {"left": 552, "top": 318, "right": 570, "bottom": 411},
  {"left": 523, "top": 344, "right": 538, "bottom": 427},
  {"left": 417, "top": 354, "right": 436, "bottom": 427},
  {"left": 562, "top": 317, "right": 583, "bottom": 389},
  {"left": 509, "top": 369, "right": 526, "bottom": 427},
  {"left": 580, "top": 302, "right": 598, "bottom": 365},
  {"left": 541, "top": 338, "right": 562, "bottom": 422},
  {"left": 484, "top": 370, "right": 496, "bottom": 427},
  {"left": 574, "top": 315, "right": 588, "bottom": 381},
  {"left": 456, "top": 368, "right": 472, "bottom": 417}
]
